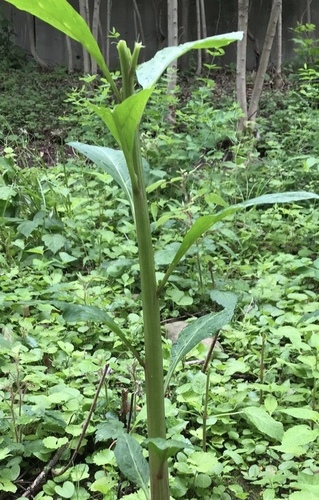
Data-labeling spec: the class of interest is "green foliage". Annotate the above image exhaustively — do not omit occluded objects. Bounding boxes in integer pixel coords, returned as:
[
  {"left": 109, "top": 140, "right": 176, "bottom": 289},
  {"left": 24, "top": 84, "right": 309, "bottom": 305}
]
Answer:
[{"left": 290, "top": 22, "right": 319, "bottom": 70}]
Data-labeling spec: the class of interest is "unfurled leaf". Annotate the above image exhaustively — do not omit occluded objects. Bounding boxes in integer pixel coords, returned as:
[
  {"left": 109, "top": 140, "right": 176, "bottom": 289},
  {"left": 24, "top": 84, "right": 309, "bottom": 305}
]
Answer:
[
  {"left": 114, "top": 434, "right": 149, "bottom": 492},
  {"left": 42, "top": 436, "right": 68, "bottom": 450},
  {"left": 69, "top": 142, "right": 133, "bottom": 215},
  {"left": 137, "top": 32, "right": 243, "bottom": 88},
  {"left": 243, "top": 407, "right": 283, "bottom": 441},
  {"left": 91, "top": 88, "right": 154, "bottom": 158},
  {"left": 93, "top": 449, "right": 115, "bottom": 466},
  {"left": 164, "top": 302, "right": 236, "bottom": 390}
]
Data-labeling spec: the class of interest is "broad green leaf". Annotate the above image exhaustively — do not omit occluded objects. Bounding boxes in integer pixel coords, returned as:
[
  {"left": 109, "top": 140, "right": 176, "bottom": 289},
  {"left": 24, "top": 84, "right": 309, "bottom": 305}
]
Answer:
[
  {"left": 0, "top": 186, "right": 16, "bottom": 199},
  {"left": 114, "top": 434, "right": 149, "bottom": 494},
  {"left": 143, "top": 438, "right": 192, "bottom": 462},
  {"left": 17, "top": 220, "right": 41, "bottom": 238},
  {"left": 42, "top": 234, "right": 66, "bottom": 254},
  {"left": 289, "top": 492, "right": 319, "bottom": 500},
  {"left": 54, "top": 302, "right": 143, "bottom": 367},
  {"left": 188, "top": 451, "right": 221, "bottom": 475},
  {"left": 90, "top": 88, "right": 154, "bottom": 158},
  {"left": 4, "top": 0, "right": 113, "bottom": 86},
  {"left": 164, "top": 303, "right": 236, "bottom": 390},
  {"left": 273, "top": 425, "right": 319, "bottom": 456},
  {"left": 279, "top": 408, "right": 319, "bottom": 423},
  {"left": 299, "top": 309, "right": 319, "bottom": 323},
  {"left": 243, "top": 407, "right": 284, "bottom": 441},
  {"left": 158, "top": 191, "right": 318, "bottom": 293},
  {"left": 137, "top": 32, "right": 243, "bottom": 88},
  {"left": 69, "top": 142, "right": 134, "bottom": 215},
  {"left": 0, "top": 448, "right": 11, "bottom": 461},
  {"left": 290, "top": 472, "right": 319, "bottom": 495},
  {"left": 95, "top": 420, "right": 125, "bottom": 442}
]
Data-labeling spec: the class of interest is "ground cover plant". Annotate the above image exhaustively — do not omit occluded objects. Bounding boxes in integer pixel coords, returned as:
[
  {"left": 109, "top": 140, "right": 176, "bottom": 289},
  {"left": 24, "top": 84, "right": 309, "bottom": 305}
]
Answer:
[{"left": 1, "top": 2, "right": 319, "bottom": 500}]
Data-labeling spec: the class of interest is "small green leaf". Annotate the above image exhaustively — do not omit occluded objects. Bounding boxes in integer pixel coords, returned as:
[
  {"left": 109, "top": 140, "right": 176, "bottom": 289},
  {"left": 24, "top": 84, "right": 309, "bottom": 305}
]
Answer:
[
  {"left": 17, "top": 220, "right": 41, "bottom": 238},
  {"left": 243, "top": 407, "right": 283, "bottom": 441},
  {"left": 54, "top": 481, "right": 75, "bottom": 499},
  {"left": 137, "top": 32, "right": 243, "bottom": 88},
  {"left": 42, "top": 234, "right": 66, "bottom": 254},
  {"left": 43, "top": 436, "right": 68, "bottom": 449},
  {"left": 164, "top": 303, "right": 236, "bottom": 390},
  {"left": 114, "top": 434, "right": 149, "bottom": 493},
  {"left": 93, "top": 449, "right": 115, "bottom": 466}
]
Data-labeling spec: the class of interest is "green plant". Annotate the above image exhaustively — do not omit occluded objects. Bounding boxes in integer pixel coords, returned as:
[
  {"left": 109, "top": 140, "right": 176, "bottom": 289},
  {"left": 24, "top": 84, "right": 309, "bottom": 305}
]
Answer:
[
  {"left": 290, "top": 23, "right": 319, "bottom": 70},
  {"left": 3, "top": 1, "right": 319, "bottom": 499}
]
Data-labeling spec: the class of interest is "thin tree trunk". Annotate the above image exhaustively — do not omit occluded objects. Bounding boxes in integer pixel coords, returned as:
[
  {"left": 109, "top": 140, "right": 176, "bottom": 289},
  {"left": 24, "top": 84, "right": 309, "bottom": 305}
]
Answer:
[
  {"left": 79, "top": 0, "right": 91, "bottom": 73},
  {"left": 307, "top": 0, "right": 312, "bottom": 24},
  {"left": 106, "top": 0, "right": 112, "bottom": 66},
  {"left": 132, "top": 0, "right": 145, "bottom": 46},
  {"left": 236, "top": 0, "right": 249, "bottom": 130},
  {"left": 196, "top": 0, "right": 202, "bottom": 75},
  {"left": 26, "top": 14, "right": 48, "bottom": 69},
  {"left": 248, "top": 0, "right": 281, "bottom": 122},
  {"left": 200, "top": 0, "right": 208, "bottom": 63},
  {"left": 65, "top": 35, "right": 73, "bottom": 73},
  {"left": 91, "top": 0, "right": 101, "bottom": 74},
  {"left": 167, "top": 0, "right": 178, "bottom": 93},
  {"left": 275, "top": 0, "right": 283, "bottom": 89}
]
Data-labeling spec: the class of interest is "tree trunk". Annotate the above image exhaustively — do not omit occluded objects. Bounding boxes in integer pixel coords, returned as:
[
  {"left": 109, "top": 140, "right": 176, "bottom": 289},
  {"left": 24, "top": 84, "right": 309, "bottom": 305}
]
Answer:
[
  {"left": 275, "top": 0, "right": 283, "bottom": 89},
  {"left": 132, "top": 0, "right": 145, "bottom": 46},
  {"left": 195, "top": 0, "right": 202, "bottom": 75},
  {"left": 91, "top": 0, "right": 101, "bottom": 74},
  {"left": 248, "top": 0, "right": 281, "bottom": 122},
  {"left": 167, "top": 0, "right": 178, "bottom": 93},
  {"left": 106, "top": 0, "right": 112, "bottom": 66},
  {"left": 26, "top": 14, "right": 48, "bottom": 69},
  {"left": 79, "top": 0, "right": 91, "bottom": 73},
  {"left": 65, "top": 35, "right": 73, "bottom": 73},
  {"left": 236, "top": 0, "right": 249, "bottom": 130},
  {"left": 200, "top": 0, "right": 208, "bottom": 63}
]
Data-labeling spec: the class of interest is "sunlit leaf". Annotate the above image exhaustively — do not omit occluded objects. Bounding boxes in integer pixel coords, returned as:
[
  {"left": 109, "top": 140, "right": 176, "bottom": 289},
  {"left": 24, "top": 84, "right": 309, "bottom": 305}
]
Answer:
[
  {"left": 243, "top": 407, "right": 284, "bottom": 441},
  {"left": 143, "top": 438, "right": 192, "bottom": 462},
  {"left": 137, "top": 32, "right": 243, "bottom": 88}
]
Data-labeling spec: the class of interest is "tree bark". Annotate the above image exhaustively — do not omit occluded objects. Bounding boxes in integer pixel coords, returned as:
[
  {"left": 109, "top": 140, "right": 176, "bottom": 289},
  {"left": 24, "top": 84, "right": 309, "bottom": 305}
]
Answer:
[
  {"left": 275, "top": 0, "right": 283, "bottom": 89},
  {"left": 79, "top": 0, "right": 91, "bottom": 73},
  {"left": 65, "top": 35, "right": 73, "bottom": 73},
  {"left": 91, "top": 0, "right": 101, "bottom": 74},
  {"left": 106, "top": 0, "right": 112, "bottom": 66},
  {"left": 236, "top": 0, "right": 249, "bottom": 130},
  {"left": 167, "top": 0, "right": 178, "bottom": 92},
  {"left": 195, "top": 0, "right": 202, "bottom": 75},
  {"left": 248, "top": 0, "right": 281, "bottom": 121},
  {"left": 26, "top": 14, "right": 48, "bottom": 69}
]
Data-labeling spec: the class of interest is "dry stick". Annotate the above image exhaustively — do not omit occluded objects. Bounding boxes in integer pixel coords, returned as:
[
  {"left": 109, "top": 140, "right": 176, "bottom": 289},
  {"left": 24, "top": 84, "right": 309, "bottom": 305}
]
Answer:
[
  {"left": 52, "top": 363, "right": 110, "bottom": 477},
  {"left": 21, "top": 364, "right": 110, "bottom": 498},
  {"left": 21, "top": 444, "right": 69, "bottom": 498},
  {"left": 132, "top": 0, "right": 145, "bottom": 46}
]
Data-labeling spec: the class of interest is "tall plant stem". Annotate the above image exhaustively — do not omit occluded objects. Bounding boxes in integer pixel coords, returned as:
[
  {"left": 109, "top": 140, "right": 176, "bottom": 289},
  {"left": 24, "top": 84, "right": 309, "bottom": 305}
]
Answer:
[{"left": 132, "top": 134, "right": 169, "bottom": 499}]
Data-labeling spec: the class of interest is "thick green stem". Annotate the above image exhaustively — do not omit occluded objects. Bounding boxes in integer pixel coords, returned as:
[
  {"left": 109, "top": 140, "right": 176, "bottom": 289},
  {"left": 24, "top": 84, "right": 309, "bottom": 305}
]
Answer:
[{"left": 132, "top": 136, "right": 169, "bottom": 499}]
